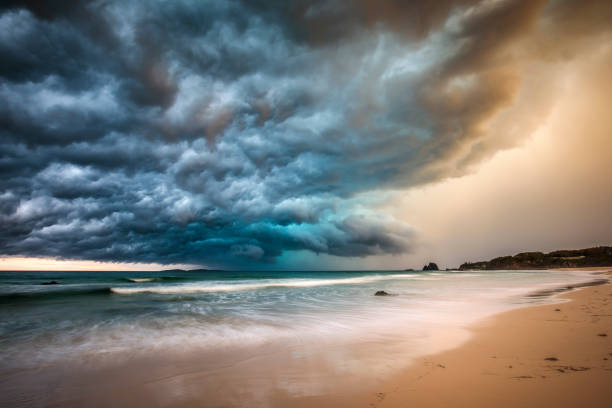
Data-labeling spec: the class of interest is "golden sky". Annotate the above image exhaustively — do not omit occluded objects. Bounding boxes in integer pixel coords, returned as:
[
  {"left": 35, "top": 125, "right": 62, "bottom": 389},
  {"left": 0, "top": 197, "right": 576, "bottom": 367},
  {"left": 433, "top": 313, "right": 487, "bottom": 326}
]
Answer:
[
  {"left": 0, "top": 256, "right": 198, "bottom": 271},
  {"left": 392, "top": 42, "right": 612, "bottom": 268}
]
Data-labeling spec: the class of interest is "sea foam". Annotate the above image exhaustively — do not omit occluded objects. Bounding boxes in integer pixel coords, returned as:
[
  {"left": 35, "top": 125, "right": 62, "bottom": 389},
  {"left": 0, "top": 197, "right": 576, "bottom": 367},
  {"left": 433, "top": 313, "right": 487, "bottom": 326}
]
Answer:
[{"left": 110, "top": 274, "right": 426, "bottom": 294}]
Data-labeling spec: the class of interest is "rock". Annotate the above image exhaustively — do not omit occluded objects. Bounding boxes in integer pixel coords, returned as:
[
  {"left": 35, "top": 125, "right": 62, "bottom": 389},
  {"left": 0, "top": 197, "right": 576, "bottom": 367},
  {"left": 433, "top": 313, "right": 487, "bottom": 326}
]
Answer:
[
  {"left": 423, "top": 262, "right": 439, "bottom": 271},
  {"left": 568, "top": 366, "right": 590, "bottom": 371},
  {"left": 597, "top": 333, "right": 608, "bottom": 337},
  {"left": 374, "top": 290, "right": 391, "bottom": 296},
  {"left": 41, "top": 281, "right": 59, "bottom": 285},
  {"left": 544, "top": 357, "right": 558, "bottom": 361}
]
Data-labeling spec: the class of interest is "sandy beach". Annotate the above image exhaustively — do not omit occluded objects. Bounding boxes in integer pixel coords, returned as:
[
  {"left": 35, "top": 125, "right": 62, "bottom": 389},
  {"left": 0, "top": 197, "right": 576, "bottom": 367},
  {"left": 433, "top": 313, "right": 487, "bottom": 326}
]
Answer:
[{"left": 352, "top": 271, "right": 612, "bottom": 408}]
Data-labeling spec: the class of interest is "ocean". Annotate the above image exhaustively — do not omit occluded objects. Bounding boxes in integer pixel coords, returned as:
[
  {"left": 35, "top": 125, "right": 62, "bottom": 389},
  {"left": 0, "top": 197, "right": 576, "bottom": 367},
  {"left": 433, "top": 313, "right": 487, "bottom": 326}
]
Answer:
[{"left": 0, "top": 269, "right": 604, "bottom": 407}]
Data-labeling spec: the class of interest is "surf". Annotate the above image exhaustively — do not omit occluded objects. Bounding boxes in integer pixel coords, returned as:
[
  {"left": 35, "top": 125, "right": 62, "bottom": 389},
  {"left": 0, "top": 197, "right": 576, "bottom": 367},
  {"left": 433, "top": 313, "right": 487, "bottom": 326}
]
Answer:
[{"left": 110, "top": 274, "right": 430, "bottom": 294}]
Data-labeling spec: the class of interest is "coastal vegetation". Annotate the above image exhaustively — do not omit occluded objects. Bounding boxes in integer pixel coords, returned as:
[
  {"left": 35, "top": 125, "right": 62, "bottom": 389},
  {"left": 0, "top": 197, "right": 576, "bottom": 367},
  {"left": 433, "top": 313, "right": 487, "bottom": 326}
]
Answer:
[{"left": 459, "top": 246, "right": 612, "bottom": 270}]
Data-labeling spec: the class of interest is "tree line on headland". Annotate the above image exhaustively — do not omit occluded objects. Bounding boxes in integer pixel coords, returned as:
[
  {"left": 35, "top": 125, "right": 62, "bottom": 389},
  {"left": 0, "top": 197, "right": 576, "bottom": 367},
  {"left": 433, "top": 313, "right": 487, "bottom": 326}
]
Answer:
[{"left": 458, "top": 246, "right": 612, "bottom": 270}]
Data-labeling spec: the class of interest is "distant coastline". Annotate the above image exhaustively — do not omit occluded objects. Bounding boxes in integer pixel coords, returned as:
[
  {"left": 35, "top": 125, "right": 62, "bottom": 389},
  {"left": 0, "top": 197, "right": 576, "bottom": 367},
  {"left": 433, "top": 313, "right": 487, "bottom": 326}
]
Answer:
[{"left": 458, "top": 246, "right": 612, "bottom": 270}]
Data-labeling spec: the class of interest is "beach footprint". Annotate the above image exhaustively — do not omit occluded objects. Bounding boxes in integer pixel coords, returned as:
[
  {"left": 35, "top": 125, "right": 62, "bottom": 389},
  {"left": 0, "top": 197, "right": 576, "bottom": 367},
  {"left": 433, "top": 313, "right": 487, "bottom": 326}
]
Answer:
[{"left": 369, "top": 392, "right": 386, "bottom": 407}]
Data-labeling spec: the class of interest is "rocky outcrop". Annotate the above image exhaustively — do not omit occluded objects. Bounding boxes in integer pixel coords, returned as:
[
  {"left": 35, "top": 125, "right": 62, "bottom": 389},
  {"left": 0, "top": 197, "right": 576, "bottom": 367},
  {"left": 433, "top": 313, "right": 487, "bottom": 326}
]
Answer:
[
  {"left": 374, "top": 290, "right": 392, "bottom": 296},
  {"left": 423, "top": 262, "right": 439, "bottom": 271},
  {"left": 41, "top": 281, "right": 59, "bottom": 285},
  {"left": 459, "top": 246, "right": 612, "bottom": 270}
]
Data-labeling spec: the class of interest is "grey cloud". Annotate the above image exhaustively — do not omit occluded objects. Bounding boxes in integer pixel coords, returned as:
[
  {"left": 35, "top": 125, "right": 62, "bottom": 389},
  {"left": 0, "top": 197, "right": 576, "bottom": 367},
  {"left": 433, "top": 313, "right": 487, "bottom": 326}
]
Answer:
[
  {"left": 0, "top": 0, "right": 609, "bottom": 267},
  {"left": 286, "top": 0, "right": 479, "bottom": 45}
]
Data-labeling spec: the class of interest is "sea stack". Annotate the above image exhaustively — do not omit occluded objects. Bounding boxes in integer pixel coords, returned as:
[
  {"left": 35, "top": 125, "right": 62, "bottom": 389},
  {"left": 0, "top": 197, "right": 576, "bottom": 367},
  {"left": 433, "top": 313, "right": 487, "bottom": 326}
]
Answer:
[{"left": 423, "top": 262, "right": 439, "bottom": 271}]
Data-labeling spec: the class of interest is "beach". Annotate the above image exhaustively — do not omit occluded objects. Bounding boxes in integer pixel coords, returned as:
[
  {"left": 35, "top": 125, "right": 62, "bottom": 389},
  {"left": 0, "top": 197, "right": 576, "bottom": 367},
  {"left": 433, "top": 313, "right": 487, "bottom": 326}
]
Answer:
[
  {"left": 1, "top": 269, "right": 610, "bottom": 407},
  {"left": 355, "top": 271, "right": 612, "bottom": 408}
]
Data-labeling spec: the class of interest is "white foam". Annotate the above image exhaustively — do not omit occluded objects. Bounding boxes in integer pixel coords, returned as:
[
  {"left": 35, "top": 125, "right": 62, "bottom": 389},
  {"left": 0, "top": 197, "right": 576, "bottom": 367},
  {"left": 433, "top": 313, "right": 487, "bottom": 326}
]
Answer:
[
  {"left": 127, "top": 278, "right": 154, "bottom": 283},
  {"left": 111, "top": 274, "right": 425, "bottom": 294}
]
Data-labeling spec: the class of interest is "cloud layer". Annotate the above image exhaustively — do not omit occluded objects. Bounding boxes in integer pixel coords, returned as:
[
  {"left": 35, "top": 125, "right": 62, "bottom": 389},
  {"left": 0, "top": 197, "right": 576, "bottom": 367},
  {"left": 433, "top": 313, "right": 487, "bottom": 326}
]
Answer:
[{"left": 1, "top": 0, "right": 610, "bottom": 267}]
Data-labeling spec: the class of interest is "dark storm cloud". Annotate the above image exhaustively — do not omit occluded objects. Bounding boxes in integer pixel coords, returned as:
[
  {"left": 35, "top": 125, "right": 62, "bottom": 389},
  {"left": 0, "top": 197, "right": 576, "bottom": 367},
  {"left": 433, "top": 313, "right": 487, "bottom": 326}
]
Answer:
[
  {"left": 289, "top": 0, "right": 479, "bottom": 45},
  {"left": 0, "top": 0, "right": 609, "bottom": 267}
]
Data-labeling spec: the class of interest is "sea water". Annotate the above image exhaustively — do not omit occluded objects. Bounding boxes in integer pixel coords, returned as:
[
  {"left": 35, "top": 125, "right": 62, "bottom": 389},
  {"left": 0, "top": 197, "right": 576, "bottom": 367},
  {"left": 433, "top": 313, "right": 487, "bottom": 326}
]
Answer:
[{"left": 0, "top": 269, "right": 604, "bottom": 406}]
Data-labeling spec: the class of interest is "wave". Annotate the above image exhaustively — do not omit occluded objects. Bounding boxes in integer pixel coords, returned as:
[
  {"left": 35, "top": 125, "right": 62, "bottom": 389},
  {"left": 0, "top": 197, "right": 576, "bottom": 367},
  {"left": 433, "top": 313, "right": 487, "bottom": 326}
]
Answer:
[
  {"left": 121, "top": 276, "right": 189, "bottom": 283},
  {"left": 110, "top": 274, "right": 428, "bottom": 295},
  {"left": 0, "top": 287, "right": 112, "bottom": 303}
]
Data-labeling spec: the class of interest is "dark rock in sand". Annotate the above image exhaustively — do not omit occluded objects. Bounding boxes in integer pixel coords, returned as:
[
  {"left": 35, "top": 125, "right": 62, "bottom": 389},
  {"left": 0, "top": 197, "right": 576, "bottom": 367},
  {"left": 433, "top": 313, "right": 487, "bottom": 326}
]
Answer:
[
  {"left": 374, "top": 290, "right": 391, "bottom": 296},
  {"left": 597, "top": 333, "right": 608, "bottom": 337},
  {"left": 568, "top": 366, "right": 590, "bottom": 371},
  {"left": 544, "top": 357, "right": 559, "bottom": 361},
  {"left": 423, "top": 262, "right": 439, "bottom": 271},
  {"left": 41, "top": 281, "right": 59, "bottom": 285}
]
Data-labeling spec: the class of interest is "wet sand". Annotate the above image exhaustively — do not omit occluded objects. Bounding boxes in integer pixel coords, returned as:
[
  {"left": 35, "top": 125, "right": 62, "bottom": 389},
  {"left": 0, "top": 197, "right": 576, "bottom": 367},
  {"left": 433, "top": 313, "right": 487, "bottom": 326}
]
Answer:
[{"left": 354, "top": 271, "right": 612, "bottom": 408}]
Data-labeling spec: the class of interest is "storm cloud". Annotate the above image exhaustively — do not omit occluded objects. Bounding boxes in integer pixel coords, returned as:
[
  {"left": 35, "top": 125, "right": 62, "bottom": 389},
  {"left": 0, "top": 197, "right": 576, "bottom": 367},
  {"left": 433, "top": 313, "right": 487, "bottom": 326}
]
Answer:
[{"left": 1, "top": 0, "right": 610, "bottom": 267}]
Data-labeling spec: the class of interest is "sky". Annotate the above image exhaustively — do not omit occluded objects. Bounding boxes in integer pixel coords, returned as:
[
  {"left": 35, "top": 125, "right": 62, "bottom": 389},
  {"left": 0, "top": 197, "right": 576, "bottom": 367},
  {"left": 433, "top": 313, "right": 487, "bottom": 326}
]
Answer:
[{"left": 1, "top": 0, "right": 611, "bottom": 271}]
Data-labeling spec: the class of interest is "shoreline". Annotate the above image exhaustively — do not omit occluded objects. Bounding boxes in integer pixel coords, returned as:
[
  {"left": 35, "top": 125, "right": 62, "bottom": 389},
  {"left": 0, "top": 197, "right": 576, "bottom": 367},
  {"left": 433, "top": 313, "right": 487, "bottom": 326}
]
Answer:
[
  {"left": 353, "top": 270, "right": 612, "bottom": 408},
  {"left": 525, "top": 276, "right": 609, "bottom": 298},
  {"left": 1, "top": 269, "right": 609, "bottom": 407}
]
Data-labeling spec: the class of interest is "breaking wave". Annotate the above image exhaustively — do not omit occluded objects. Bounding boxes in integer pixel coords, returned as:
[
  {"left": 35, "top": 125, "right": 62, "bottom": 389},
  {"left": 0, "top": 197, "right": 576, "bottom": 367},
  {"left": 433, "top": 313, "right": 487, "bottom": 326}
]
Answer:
[{"left": 111, "top": 274, "right": 428, "bottom": 294}]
